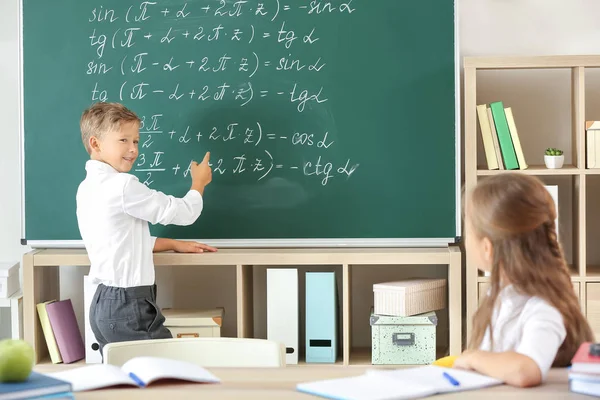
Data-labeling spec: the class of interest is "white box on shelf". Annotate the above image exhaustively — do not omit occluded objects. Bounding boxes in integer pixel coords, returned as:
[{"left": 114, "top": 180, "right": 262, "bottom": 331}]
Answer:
[
  {"left": 267, "top": 268, "right": 299, "bottom": 364},
  {"left": 0, "top": 262, "right": 19, "bottom": 299},
  {"left": 373, "top": 278, "right": 447, "bottom": 317},
  {"left": 162, "top": 307, "right": 224, "bottom": 338},
  {"left": 0, "top": 291, "right": 22, "bottom": 339}
]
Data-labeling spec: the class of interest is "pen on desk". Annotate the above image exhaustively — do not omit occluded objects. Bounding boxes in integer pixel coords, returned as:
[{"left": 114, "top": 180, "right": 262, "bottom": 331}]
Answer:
[
  {"left": 129, "top": 372, "right": 146, "bottom": 387},
  {"left": 443, "top": 371, "right": 460, "bottom": 386}
]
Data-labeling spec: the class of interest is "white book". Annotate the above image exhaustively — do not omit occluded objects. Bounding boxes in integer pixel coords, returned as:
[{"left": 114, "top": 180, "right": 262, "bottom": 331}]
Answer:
[
  {"left": 297, "top": 365, "right": 502, "bottom": 400},
  {"left": 47, "top": 356, "right": 220, "bottom": 392}
]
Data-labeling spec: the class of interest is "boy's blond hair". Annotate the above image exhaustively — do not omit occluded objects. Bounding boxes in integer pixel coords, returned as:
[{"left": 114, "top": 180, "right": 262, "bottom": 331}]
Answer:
[{"left": 80, "top": 102, "right": 140, "bottom": 154}]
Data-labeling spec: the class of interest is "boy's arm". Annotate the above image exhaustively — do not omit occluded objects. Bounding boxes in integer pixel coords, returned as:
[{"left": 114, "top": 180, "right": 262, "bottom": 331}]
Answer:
[
  {"left": 153, "top": 237, "right": 217, "bottom": 253},
  {"left": 122, "top": 153, "right": 212, "bottom": 226},
  {"left": 153, "top": 237, "right": 176, "bottom": 252},
  {"left": 123, "top": 180, "right": 203, "bottom": 226}
]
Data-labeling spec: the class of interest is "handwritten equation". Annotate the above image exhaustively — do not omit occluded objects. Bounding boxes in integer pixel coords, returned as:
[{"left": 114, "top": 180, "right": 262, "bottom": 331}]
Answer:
[
  {"left": 135, "top": 116, "right": 359, "bottom": 186},
  {"left": 85, "top": 0, "right": 360, "bottom": 186},
  {"left": 135, "top": 148, "right": 359, "bottom": 187}
]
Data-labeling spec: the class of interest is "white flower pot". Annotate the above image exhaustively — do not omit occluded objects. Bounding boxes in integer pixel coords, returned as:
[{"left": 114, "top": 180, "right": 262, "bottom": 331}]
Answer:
[{"left": 544, "top": 155, "right": 564, "bottom": 169}]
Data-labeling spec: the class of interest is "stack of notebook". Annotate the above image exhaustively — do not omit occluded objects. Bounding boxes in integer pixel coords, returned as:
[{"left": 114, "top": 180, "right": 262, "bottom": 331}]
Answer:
[
  {"left": 569, "top": 342, "right": 600, "bottom": 397},
  {"left": 0, "top": 371, "right": 72, "bottom": 399}
]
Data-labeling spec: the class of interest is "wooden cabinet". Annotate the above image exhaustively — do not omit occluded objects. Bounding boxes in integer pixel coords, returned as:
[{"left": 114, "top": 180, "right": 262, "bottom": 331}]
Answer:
[{"left": 464, "top": 56, "right": 600, "bottom": 344}]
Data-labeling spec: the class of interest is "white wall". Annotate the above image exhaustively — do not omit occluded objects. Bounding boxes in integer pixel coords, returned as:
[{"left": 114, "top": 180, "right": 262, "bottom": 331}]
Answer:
[
  {"left": 0, "top": 0, "right": 26, "bottom": 264},
  {"left": 2, "top": 0, "right": 600, "bottom": 349},
  {"left": 0, "top": 0, "right": 25, "bottom": 340},
  {"left": 460, "top": 0, "right": 600, "bottom": 267}
]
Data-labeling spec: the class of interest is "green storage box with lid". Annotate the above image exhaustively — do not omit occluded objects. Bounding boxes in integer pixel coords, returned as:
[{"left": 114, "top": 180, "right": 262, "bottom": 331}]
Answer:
[{"left": 370, "top": 309, "right": 437, "bottom": 365}]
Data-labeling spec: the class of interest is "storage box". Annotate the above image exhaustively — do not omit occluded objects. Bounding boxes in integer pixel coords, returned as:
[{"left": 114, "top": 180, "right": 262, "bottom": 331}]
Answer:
[
  {"left": 373, "top": 278, "right": 446, "bottom": 317},
  {"left": 0, "top": 262, "right": 19, "bottom": 299},
  {"left": 370, "top": 310, "right": 437, "bottom": 365},
  {"left": 586, "top": 121, "right": 600, "bottom": 168},
  {"left": 162, "top": 307, "right": 223, "bottom": 338}
]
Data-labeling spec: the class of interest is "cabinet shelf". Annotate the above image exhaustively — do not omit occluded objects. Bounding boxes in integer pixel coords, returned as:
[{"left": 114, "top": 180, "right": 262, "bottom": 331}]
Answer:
[
  {"left": 477, "top": 165, "right": 580, "bottom": 176},
  {"left": 464, "top": 55, "right": 600, "bottom": 343}
]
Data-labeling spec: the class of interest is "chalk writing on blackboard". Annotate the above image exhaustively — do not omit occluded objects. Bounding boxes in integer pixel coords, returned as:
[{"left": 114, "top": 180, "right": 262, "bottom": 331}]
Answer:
[{"left": 86, "top": 0, "right": 359, "bottom": 187}]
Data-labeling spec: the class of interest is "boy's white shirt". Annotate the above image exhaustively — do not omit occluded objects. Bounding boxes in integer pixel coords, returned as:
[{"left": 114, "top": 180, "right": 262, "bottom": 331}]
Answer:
[
  {"left": 480, "top": 284, "right": 566, "bottom": 381},
  {"left": 76, "top": 160, "right": 203, "bottom": 288}
]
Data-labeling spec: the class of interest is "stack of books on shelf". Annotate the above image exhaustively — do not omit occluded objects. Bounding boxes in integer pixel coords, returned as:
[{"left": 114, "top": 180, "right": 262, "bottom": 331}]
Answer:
[
  {"left": 36, "top": 299, "right": 85, "bottom": 364},
  {"left": 476, "top": 101, "right": 528, "bottom": 171}
]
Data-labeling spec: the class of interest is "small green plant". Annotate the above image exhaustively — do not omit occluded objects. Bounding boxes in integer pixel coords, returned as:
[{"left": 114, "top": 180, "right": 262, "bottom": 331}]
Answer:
[{"left": 545, "top": 147, "right": 563, "bottom": 156}]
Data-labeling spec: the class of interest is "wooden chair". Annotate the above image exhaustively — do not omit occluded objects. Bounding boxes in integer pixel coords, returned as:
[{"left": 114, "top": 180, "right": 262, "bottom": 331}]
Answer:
[{"left": 103, "top": 337, "right": 286, "bottom": 368}]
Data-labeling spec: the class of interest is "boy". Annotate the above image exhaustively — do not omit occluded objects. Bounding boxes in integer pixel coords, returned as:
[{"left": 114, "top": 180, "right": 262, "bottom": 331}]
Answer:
[{"left": 76, "top": 102, "right": 216, "bottom": 355}]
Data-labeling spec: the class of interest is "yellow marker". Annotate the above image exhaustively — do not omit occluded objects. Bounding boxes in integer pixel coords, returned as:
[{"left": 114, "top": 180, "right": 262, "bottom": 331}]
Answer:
[{"left": 432, "top": 355, "right": 457, "bottom": 368}]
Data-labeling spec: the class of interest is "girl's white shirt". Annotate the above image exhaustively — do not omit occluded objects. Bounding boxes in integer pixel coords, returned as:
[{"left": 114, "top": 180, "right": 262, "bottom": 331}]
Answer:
[{"left": 479, "top": 284, "right": 566, "bottom": 381}]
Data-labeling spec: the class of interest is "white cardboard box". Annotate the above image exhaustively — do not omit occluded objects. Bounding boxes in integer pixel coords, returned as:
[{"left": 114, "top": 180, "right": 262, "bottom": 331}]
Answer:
[
  {"left": 373, "top": 278, "right": 447, "bottom": 317},
  {"left": 0, "top": 262, "right": 19, "bottom": 299},
  {"left": 162, "top": 308, "right": 224, "bottom": 338}
]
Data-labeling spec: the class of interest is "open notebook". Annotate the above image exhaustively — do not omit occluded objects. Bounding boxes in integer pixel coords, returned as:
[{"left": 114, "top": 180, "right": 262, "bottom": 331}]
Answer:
[
  {"left": 47, "top": 357, "right": 220, "bottom": 392},
  {"left": 297, "top": 365, "right": 503, "bottom": 400}
]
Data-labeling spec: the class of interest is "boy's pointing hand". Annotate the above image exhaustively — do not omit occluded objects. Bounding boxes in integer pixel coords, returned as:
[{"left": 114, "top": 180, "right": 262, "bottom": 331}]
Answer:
[{"left": 190, "top": 152, "right": 212, "bottom": 195}]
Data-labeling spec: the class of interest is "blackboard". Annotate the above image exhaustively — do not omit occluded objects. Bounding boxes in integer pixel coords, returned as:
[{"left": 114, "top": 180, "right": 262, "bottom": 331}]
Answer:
[{"left": 22, "top": 0, "right": 459, "bottom": 246}]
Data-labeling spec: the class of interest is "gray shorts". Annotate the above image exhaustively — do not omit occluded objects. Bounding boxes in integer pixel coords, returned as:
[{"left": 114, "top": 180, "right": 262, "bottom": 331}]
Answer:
[{"left": 89, "top": 283, "right": 172, "bottom": 356}]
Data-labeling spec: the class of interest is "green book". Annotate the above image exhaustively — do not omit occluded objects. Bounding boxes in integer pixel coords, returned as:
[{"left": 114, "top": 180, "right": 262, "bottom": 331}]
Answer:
[{"left": 490, "top": 101, "right": 519, "bottom": 170}]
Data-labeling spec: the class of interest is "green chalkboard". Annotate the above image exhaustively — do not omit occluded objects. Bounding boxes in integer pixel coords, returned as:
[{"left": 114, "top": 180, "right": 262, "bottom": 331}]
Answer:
[{"left": 22, "top": 0, "right": 458, "bottom": 246}]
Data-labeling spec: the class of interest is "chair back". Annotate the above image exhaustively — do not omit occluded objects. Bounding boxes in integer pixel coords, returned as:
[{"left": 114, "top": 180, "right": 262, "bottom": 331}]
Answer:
[{"left": 103, "top": 337, "right": 286, "bottom": 368}]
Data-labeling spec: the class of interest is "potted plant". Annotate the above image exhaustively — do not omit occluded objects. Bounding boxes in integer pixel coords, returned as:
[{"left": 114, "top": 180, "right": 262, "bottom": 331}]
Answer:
[{"left": 544, "top": 148, "right": 564, "bottom": 169}]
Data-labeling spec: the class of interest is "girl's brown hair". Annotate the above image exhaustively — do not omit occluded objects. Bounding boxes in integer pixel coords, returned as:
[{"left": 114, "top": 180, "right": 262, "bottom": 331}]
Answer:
[{"left": 467, "top": 173, "right": 593, "bottom": 366}]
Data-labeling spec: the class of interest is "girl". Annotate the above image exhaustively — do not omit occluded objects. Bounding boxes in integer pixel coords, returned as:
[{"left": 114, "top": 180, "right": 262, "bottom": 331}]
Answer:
[{"left": 455, "top": 173, "right": 593, "bottom": 387}]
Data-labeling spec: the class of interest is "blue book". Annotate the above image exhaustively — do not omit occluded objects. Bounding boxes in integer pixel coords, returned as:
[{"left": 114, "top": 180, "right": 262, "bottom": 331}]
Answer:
[
  {"left": 0, "top": 372, "right": 72, "bottom": 400},
  {"left": 30, "top": 393, "right": 74, "bottom": 400}
]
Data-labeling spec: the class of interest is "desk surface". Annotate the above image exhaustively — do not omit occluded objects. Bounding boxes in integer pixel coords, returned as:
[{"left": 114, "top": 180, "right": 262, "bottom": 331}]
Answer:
[{"left": 33, "top": 365, "right": 587, "bottom": 399}]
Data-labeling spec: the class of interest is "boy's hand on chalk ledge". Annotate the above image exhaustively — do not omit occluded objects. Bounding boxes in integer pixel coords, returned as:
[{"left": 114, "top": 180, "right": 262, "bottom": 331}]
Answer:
[
  {"left": 190, "top": 152, "right": 212, "bottom": 195},
  {"left": 173, "top": 240, "right": 218, "bottom": 253}
]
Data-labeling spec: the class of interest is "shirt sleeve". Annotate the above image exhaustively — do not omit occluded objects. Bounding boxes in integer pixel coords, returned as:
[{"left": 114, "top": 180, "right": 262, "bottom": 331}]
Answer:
[
  {"left": 515, "top": 299, "right": 566, "bottom": 381},
  {"left": 121, "top": 176, "right": 204, "bottom": 226}
]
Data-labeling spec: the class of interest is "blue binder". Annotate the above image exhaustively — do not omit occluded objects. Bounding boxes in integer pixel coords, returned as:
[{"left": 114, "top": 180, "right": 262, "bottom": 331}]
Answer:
[{"left": 305, "top": 271, "right": 338, "bottom": 363}]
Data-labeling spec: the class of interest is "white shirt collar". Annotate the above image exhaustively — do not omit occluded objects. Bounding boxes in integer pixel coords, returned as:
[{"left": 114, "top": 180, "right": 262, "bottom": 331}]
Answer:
[
  {"left": 497, "top": 283, "right": 529, "bottom": 308},
  {"left": 85, "top": 160, "right": 119, "bottom": 175}
]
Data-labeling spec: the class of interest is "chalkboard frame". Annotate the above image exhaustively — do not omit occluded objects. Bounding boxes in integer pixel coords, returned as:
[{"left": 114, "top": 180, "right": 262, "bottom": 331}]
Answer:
[{"left": 18, "top": 0, "right": 461, "bottom": 248}]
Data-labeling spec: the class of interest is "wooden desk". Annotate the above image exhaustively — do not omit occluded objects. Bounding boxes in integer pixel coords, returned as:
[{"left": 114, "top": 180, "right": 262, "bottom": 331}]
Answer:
[
  {"left": 23, "top": 247, "right": 462, "bottom": 365},
  {"left": 32, "top": 365, "right": 586, "bottom": 399}
]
